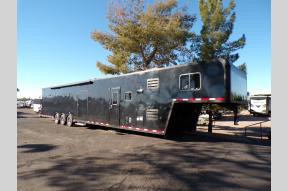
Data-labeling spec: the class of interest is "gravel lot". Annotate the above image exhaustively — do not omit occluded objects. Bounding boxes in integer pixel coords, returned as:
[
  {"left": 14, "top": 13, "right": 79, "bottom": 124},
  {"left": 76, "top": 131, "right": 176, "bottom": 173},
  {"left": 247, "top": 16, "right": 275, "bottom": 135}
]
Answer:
[{"left": 18, "top": 108, "right": 270, "bottom": 191}]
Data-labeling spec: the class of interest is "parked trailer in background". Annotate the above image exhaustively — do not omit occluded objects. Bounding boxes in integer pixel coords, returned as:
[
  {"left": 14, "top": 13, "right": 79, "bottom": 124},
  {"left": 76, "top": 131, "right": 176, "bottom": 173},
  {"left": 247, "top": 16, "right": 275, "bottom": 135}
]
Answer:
[
  {"left": 41, "top": 59, "right": 247, "bottom": 135},
  {"left": 17, "top": 100, "right": 33, "bottom": 108},
  {"left": 32, "top": 98, "right": 42, "bottom": 113},
  {"left": 249, "top": 94, "right": 271, "bottom": 116}
]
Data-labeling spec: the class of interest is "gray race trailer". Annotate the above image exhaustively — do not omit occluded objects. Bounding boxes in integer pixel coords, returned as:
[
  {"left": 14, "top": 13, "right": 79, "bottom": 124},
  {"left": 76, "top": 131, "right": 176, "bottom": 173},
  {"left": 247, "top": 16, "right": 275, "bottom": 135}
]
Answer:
[{"left": 41, "top": 59, "right": 247, "bottom": 135}]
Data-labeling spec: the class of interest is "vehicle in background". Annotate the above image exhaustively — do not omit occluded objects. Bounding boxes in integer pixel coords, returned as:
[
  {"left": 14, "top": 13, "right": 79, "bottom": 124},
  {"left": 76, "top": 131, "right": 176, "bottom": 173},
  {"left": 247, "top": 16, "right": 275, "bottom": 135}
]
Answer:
[
  {"left": 17, "top": 100, "right": 33, "bottom": 108},
  {"left": 17, "top": 101, "right": 25, "bottom": 108},
  {"left": 197, "top": 109, "right": 223, "bottom": 125},
  {"left": 25, "top": 100, "right": 33, "bottom": 108},
  {"left": 32, "top": 99, "right": 42, "bottom": 113},
  {"left": 197, "top": 112, "right": 209, "bottom": 125},
  {"left": 249, "top": 94, "right": 271, "bottom": 116}
]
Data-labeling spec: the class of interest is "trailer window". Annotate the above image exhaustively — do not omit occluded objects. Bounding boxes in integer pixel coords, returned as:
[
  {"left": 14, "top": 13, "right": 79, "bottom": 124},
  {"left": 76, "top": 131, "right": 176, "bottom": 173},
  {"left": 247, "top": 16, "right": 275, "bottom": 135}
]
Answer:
[
  {"left": 179, "top": 73, "right": 201, "bottom": 90},
  {"left": 124, "top": 92, "right": 132, "bottom": 101},
  {"left": 190, "top": 73, "right": 200, "bottom": 90},
  {"left": 180, "top": 74, "right": 189, "bottom": 90},
  {"left": 250, "top": 97, "right": 266, "bottom": 100},
  {"left": 112, "top": 92, "right": 118, "bottom": 105}
]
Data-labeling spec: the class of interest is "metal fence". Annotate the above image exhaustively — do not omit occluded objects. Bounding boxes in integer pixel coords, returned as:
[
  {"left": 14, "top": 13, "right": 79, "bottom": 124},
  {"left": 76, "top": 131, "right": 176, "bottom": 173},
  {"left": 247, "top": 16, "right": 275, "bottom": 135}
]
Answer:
[{"left": 244, "top": 120, "right": 271, "bottom": 140}]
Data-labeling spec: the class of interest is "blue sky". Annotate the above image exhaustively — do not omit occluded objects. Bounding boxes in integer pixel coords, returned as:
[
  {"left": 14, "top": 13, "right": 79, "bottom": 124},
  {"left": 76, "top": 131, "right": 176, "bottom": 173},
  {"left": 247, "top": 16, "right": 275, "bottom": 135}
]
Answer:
[{"left": 17, "top": 0, "right": 271, "bottom": 98}]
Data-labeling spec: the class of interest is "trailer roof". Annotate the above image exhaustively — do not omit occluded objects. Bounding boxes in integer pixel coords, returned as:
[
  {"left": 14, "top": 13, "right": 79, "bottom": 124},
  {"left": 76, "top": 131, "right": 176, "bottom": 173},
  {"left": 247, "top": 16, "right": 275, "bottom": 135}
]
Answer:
[
  {"left": 44, "top": 58, "right": 232, "bottom": 89},
  {"left": 45, "top": 62, "right": 197, "bottom": 89},
  {"left": 47, "top": 80, "right": 94, "bottom": 89}
]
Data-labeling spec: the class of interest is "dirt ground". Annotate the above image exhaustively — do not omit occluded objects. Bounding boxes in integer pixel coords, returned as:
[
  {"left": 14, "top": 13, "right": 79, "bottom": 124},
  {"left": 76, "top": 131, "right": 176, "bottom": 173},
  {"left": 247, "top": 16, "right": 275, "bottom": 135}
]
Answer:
[{"left": 17, "top": 108, "right": 271, "bottom": 191}]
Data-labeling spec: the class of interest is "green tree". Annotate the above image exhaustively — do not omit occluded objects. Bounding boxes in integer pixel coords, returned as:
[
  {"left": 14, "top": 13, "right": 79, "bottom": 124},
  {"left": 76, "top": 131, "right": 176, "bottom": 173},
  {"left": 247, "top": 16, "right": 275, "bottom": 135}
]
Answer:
[
  {"left": 238, "top": 62, "right": 247, "bottom": 73},
  {"left": 194, "top": 0, "right": 246, "bottom": 63},
  {"left": 91, "top": 0, "right": 196, "bottom": 74}
]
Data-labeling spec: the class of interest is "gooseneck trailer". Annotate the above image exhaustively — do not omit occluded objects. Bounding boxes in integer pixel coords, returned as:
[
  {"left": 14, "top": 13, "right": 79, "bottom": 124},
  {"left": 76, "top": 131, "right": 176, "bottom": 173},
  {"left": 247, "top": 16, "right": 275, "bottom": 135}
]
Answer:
[{"left": 41, "top": 59, "right": 247, "bottom": 135}]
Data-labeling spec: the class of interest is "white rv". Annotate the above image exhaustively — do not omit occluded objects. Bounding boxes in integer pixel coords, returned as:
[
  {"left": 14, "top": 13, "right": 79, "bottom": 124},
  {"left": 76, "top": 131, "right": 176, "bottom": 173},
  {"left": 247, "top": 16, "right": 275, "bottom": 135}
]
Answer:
[
  {"left": 249, "top": 94, "right": 271, "bottom": 116},
  {"left": 32, "top": 98, "right": 42, "bottom": 113}
]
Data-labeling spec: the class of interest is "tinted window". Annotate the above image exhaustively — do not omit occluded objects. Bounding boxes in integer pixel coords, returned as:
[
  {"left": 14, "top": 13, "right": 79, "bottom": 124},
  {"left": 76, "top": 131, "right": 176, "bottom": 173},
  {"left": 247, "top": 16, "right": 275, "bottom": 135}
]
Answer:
[
  {"left": 180, "top": 73, "right": 201, "bottom": 90},
  {"left": 190, "top": 73, "right": 200, "bottom": 90},
  {"left": 124, "top": 92, "right": 132, "bottom": 101},
  {"left": 251, "top": 97, "right": 266, "bottom": 100},
  {"left": 112, "top": 92, "right": 118, "bottom": 105},
  {"left": 180, "top": 75, "right": 189, "bottom": 90}
]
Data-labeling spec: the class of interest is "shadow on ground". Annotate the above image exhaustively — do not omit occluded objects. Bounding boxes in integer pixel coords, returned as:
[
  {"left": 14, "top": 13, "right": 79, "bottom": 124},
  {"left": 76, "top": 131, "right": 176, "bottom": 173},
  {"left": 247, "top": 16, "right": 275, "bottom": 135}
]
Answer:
[
  {"left": 86, "top": 124, "right": 270, "bottom": 147},
  {"left": 209, "top": 125, "right": 271, "bottom": 141},
  {"left": 86, "top": 124, "right": 162, "bottom": 138},
  {"left": 17, "top": 111, "right": 28, "bottom": 118},
  {"left": 18, "top": 133, "right": 270, "bottom": 191},
  {"left": 18, "top": 144, "right": 57, "bottom": 153},
  {"left": 216, "top": 114, "right": 270, "bottom": 122},
  {"left": 166, "top": 132, "right": 271, "bottom": 147},
  {"left": 17, "top": 111, "right": 39, "bottom": 119}
]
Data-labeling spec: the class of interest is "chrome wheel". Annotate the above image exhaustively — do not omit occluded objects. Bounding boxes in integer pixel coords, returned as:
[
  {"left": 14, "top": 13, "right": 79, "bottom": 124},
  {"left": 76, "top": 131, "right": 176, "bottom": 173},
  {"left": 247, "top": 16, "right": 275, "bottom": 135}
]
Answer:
[
  {"left": 67, "top": 114, "right": 73, "bottom": 127},
  {"left": 60, "top": 113, "right": 66, "bottom": 125},
  {"left": 54, "top": 113, "right": 60, "bottom": 124}
]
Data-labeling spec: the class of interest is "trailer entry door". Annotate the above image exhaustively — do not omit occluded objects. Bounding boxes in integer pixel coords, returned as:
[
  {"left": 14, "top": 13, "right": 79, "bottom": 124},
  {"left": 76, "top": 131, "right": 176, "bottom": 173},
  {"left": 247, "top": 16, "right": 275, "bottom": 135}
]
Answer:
[{"left": 109, "top": 87, "right": 120, "bottom": 126}]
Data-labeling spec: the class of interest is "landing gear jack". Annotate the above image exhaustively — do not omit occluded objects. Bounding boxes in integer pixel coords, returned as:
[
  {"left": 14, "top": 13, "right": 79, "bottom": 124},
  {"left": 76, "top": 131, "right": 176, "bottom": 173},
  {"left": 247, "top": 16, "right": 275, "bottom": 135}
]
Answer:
[
  {"left": 207, "top": 110, "right": 213, "bottom": 133},
  {"left": 233, "top": 106, "right": 239, "bottom": 125}
]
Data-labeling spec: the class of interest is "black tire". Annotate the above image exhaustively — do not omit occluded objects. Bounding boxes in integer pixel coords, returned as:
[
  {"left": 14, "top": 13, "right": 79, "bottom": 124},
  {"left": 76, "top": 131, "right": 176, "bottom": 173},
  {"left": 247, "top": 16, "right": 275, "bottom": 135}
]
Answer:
[
  {"left": 67, "top": 114, "right": 74, "bottom": 127},
  {"left": 54, "top": 113, "right": 60, "bottom": 124},
  {"left": 60, "top": 113, "right": 66, "bottom": 125}
]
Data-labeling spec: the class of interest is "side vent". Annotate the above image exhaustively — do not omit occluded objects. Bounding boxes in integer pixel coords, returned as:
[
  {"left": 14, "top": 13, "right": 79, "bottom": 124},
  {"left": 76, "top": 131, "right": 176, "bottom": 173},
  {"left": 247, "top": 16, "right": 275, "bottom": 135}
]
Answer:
[
  {"left": 147, "top": 78, "right": 159, "bottom": 90},
  {"left": 146, "top": 108, "right": 159, "bottom": 121}
]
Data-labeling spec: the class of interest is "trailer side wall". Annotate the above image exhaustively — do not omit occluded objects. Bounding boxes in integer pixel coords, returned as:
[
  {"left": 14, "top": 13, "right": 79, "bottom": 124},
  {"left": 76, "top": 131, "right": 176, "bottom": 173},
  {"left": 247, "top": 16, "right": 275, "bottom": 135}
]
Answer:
[
  {"left": 42, "top": 60, "right": 245, "bottom": 134},
  {"left": 230, "top": 64, "right": 247, "bottom": 103}
]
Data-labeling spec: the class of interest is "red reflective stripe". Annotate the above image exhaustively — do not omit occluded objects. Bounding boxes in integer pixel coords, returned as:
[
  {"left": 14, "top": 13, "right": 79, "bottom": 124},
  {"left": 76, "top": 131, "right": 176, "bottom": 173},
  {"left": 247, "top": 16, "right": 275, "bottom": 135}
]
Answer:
[
  {"left": 188, "top": 98, "right": 195, "bottom": 102},
  {"left": 118, "top": 125, "right": 164, "bottom": 134},
  {"left": 175, "top": 97, "right": 224, "bottom": 102}
]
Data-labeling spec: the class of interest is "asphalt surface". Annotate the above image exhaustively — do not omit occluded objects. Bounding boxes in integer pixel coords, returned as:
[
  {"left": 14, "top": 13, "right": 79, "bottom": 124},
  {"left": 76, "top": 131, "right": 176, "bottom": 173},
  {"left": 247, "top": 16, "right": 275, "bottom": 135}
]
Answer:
[{"left": 18, "top": 108, "right": 271, "bottom": 191}]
